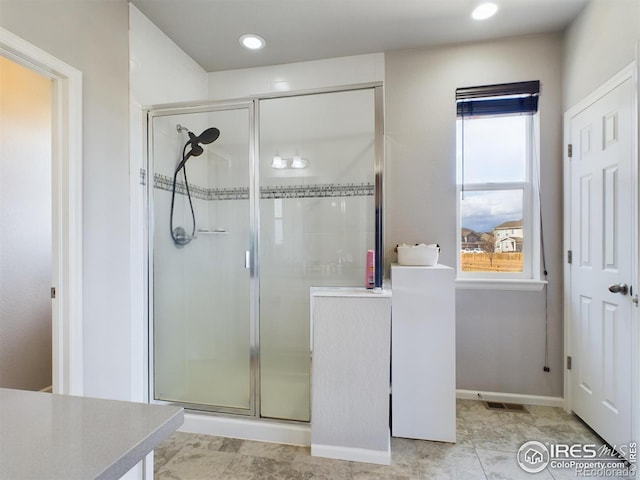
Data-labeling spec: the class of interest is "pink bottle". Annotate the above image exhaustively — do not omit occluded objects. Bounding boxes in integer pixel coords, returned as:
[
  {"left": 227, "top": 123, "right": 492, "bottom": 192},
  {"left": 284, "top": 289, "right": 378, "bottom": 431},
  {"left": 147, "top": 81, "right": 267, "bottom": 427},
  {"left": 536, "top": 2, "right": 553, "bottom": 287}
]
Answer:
[{"left": 365, "top": 249, "right": 375, "bottom": 289}]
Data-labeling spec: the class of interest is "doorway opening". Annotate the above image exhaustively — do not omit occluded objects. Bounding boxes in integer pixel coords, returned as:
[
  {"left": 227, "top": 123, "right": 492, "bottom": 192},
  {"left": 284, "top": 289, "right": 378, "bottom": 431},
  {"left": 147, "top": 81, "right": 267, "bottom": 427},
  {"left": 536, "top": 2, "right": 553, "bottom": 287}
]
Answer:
[
  {"left": 0, "top": 27, "right": 83, "bottom": 396},
  {"left": 563, "top": 62, "right": 638, "bottom": 459},
  {"left": 0, "top": 55, "right": 52, "bottom": 391}
]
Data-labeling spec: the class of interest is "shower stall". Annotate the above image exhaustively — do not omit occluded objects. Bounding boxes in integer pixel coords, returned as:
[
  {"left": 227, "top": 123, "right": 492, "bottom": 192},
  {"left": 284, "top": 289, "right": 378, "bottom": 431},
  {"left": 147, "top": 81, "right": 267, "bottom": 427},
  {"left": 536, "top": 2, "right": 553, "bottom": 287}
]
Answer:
[{"left": 148, "top": 85, "right": 383, "bottom": 423}]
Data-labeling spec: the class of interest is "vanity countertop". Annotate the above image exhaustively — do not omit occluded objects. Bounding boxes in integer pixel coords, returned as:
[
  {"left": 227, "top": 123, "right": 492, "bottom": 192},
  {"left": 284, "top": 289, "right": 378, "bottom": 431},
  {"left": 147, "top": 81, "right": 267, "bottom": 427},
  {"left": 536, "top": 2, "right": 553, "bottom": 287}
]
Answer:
[
  {"left": 310, "top": 286, "right": 392, "bottom": 298},
  {"left": 0, "top": 388, "right": 183, "bottom": 480}
]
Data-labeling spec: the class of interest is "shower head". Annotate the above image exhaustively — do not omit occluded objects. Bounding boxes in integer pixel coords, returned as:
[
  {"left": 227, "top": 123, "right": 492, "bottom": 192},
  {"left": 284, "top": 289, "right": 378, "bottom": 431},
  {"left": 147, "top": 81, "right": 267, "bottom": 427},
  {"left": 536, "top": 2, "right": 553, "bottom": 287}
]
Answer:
[
  {"left": 177, "top": 125, "right": 220, "bottom": 146},
  {"left": 175, "top": 126, "right": 220, "bottom": 173},
  {"left": 188, "top": 127, "right": 220, "bottom": 146},
  {"left": 189, "top": 144, "right": 204, "bottom": 157}
]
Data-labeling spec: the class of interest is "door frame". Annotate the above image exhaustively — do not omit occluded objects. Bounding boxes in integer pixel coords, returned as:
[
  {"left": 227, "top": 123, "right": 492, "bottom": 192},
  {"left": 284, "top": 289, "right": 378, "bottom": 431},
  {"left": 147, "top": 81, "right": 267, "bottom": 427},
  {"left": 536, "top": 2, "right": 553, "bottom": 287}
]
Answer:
[
  {"left": 145, "top": 100, "right": 258, "bottom": 416},
  {"left": 0, "top": 27, "right": 83, "bottom": 395},
  {"left": 563, "top": 61, "right": 638, "bottom": 444}
]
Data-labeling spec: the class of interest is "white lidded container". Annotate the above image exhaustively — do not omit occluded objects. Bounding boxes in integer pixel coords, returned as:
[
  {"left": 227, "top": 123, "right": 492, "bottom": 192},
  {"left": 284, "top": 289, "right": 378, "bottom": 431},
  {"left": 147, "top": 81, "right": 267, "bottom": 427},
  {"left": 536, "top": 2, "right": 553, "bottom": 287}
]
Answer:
[{"left": 396, "top": 243, "right": 440, "bottom": 266}]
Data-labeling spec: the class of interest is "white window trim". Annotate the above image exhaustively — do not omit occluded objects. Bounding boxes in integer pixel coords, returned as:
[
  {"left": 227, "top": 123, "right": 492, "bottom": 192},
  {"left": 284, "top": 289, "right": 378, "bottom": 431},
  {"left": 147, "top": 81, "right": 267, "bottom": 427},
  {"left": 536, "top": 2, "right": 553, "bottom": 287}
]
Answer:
[
  {"left": 456, "top": 114, "right": 543, "bottom": 286},
  {"left": 456, "top": 278, "right": 546, "bottom": 291}
]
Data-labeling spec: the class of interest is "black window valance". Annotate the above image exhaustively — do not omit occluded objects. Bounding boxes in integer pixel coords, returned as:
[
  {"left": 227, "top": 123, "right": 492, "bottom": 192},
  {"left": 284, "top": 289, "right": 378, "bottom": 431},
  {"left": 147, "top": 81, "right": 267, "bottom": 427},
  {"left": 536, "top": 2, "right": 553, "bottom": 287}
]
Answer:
[{"left": 456, "top": 80, "right": 540, "bottom": 117}]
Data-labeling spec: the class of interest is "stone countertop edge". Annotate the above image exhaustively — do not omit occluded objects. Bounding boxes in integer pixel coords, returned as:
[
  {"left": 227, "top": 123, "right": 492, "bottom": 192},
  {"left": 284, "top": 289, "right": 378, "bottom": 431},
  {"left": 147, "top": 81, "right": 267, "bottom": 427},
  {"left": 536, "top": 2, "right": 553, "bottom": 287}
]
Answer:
[
  {"left": 0, "top": 388, "right": 184, "bottom": 480},
  {"left": 96, "top": 405, "right": 184, "bottom": 480}
]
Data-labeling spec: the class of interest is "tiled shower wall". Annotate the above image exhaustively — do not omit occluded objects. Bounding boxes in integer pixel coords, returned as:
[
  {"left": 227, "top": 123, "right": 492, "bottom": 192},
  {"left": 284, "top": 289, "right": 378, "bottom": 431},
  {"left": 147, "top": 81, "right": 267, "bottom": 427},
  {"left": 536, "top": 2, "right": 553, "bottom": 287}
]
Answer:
[{"left": 154, "top": 175, "right": 374, "bottom": 415}]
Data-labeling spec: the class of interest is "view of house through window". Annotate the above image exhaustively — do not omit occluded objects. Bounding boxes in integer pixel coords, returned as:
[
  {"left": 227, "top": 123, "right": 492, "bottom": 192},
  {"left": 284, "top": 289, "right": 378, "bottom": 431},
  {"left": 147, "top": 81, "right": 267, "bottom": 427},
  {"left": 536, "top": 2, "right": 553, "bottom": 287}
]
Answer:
[{"left": 456, "top": 82, "right": 539, "bottom": 277}]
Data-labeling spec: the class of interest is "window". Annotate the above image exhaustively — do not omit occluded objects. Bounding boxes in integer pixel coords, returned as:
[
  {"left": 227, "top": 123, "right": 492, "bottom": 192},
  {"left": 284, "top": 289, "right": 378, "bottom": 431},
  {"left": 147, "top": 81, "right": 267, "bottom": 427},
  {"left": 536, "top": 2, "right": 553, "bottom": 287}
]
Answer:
[{"left": 456, "top": 81, "right": 541, "bottom": 284}]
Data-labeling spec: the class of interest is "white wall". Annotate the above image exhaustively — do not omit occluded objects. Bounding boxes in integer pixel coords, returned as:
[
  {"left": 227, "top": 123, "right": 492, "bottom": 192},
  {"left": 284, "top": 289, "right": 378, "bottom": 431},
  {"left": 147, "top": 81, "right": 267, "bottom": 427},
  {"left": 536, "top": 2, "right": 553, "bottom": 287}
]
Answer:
[
  {"left": 129, "top": 4, "right": 210, "bottom": 403},
  {"left": 385, "top": 33, "right": 565, "bottom": 398},
  {"left": 0, "top": 56, "right": 52, "bottom": 391},
  {"left": 563, "top": 0, "right": 640, "bottom": 110},
  {"left": 208, "top": 53, "right": 384, "bottom": 100},
  {"left": 129, "top": 5, "right": 208, "bottom": 107},
  {"left": 0, "top": 0, "right": 131, "bottom": 400}
]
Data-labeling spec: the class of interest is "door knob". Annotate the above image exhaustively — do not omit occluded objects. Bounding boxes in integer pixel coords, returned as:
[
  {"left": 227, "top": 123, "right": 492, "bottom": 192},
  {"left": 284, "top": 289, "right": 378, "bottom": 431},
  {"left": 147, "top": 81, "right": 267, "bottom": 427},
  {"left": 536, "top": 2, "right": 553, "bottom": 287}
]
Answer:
[{"left": 608, "top": 283, "right": 628, "bottom": 295}]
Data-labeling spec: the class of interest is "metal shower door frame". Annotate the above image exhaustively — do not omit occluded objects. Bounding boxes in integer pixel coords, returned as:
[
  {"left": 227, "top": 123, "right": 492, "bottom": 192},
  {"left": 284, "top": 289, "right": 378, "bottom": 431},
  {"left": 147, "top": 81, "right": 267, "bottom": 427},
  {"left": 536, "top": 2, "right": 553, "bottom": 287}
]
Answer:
[
  {"left": 254, "top": 83, "right": 384, "bottom": 421},
  {"left": 254, "top": 82, "right": 385, "bottom": 291},
  {"left": 146, "top": 99, "right": 260, "bottom": 417},
  {"left": 145, "top": 83, "right": 384, "bottom": 419}
]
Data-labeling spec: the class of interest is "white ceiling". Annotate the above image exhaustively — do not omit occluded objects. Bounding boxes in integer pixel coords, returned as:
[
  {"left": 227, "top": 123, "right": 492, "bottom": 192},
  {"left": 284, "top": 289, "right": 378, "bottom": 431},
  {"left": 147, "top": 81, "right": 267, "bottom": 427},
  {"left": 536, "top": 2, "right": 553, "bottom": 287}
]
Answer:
[{"left": 131, "top": 0, "right": 589, "bottom": 73}]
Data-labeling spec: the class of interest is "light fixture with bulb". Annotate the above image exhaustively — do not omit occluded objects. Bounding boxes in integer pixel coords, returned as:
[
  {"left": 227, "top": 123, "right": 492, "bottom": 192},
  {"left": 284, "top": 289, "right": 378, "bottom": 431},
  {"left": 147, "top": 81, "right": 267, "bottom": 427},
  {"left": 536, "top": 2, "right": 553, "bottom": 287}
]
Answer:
[
  {"left": 271, "top": 154, "right": 310, "bottom": 170},
  {"left": 239, "top": 34, "right": 266, "bottom": 50},
  {"left": 471, "top": 2, "right": 498, "bottom": 20},
  {"left": 290, "top": 155, "right": 308, "bottom": 169},
  {"left": 271, "top": 155, "right": 287, "bottom": 169}
]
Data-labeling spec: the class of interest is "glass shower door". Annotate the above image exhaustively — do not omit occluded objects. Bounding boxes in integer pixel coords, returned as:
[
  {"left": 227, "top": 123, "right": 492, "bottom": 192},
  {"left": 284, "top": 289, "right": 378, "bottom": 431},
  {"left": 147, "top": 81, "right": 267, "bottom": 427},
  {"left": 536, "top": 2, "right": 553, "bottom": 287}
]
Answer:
[
  {"left": 259, "top": 89, "right": 377, "bottom": 421},
  {"left": 150, "top": 104, "right": 254, "bottom": 413}
]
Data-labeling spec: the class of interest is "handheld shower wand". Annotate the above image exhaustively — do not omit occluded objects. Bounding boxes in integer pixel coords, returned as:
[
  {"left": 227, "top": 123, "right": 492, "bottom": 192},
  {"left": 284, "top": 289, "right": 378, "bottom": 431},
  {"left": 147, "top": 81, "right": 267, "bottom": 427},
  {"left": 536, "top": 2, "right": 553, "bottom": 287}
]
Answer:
[{"left": 170, "top": 126, "right": 221, "bottom": 246}]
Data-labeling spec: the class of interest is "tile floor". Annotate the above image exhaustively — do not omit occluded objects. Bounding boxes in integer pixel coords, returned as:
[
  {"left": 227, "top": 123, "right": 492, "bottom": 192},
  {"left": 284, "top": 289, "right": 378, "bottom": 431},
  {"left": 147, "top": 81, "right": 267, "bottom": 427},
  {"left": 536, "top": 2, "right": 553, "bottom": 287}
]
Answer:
[{"left": 155, "top": 399, "right": 634, "bottom": 479}]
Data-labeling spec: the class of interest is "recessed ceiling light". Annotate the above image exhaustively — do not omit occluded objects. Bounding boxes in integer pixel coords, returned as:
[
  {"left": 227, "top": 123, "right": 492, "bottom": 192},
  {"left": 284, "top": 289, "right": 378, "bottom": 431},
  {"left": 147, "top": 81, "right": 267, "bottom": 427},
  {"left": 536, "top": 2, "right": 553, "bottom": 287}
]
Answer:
[
  {"left": 471, "top": 2, "right": 499, "bottom": 20},
  {"left": 239, "top": 34, "right": 266, "bottom": 50}
]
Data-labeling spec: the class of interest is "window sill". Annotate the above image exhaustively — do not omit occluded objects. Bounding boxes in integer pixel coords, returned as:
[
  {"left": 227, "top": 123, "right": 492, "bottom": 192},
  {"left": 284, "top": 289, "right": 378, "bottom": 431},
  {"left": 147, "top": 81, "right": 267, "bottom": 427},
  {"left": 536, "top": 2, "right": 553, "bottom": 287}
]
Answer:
[{"left": 455, "top": 278, "right": 547, "bottom": 291}]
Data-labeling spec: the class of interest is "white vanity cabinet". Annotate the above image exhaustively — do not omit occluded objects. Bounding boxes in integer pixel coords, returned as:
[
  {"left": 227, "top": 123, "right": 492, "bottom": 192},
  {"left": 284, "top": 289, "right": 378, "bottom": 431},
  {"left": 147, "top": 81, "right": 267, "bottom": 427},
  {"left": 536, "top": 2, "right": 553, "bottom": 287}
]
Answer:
[{"left": 391, "top": 264, "right": 456, "bottom": 442}]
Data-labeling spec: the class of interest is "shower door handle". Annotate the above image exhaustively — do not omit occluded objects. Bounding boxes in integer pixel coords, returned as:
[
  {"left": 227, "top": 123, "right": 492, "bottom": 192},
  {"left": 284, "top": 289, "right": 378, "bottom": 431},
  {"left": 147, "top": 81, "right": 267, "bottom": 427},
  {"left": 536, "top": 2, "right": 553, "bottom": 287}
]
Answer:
[{"left": 245, "top": 250, "right": 251, "bottom": 269}]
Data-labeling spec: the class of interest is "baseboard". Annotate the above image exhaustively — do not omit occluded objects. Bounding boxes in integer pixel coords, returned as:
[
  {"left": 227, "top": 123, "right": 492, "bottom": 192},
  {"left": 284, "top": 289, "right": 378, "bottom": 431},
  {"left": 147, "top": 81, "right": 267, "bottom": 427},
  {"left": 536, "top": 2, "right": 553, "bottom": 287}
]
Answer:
[
  {"left": 39, "top": 385, "right": 53, "bottom": 393},
  {"left": 311, "top": 443, "right": 391, "bottom": 465},
  {"left": 456, "top": 389, "right": 564, "bottom": 408},
  {"left": 180, "top": 412, "right": 311, "bottom": 446},
  {"left": 180, "top": 393, "right": 563, "bottom": 450}
]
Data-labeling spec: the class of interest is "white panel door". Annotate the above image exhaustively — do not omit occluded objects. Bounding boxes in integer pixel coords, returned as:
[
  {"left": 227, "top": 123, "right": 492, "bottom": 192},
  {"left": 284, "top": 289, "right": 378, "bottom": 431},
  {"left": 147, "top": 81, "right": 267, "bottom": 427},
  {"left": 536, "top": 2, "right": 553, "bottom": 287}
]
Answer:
[{"left": 569, "top": 77, "right": 633, "bottom": 450}]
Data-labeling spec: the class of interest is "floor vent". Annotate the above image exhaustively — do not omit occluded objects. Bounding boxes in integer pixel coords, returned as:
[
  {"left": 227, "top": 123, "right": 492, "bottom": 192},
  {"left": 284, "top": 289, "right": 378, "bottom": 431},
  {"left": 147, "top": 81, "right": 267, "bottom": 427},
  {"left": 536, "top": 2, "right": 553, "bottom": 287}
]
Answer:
[{"left": 484, "top": 401, "right": 528, "bottom": 413}]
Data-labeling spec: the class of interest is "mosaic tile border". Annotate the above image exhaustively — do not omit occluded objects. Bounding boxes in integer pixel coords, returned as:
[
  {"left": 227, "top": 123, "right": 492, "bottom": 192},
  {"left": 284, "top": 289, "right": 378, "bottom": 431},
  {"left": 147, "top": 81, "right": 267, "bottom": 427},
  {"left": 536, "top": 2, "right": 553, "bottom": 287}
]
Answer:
[
  {"left": 153, "top": 173, "right": 373, "bottom": 200},
  {"left": 154, "top": 174, "right": 210, "bottom": 201}
]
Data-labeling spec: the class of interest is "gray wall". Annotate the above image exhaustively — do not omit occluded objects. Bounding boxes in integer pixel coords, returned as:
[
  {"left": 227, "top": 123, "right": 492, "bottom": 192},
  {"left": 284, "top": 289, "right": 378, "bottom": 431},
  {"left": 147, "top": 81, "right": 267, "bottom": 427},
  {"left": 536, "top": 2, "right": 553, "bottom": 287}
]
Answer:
[
  {"left": 564, "top": 0, "right": 640, "bottom": 111},
  {"left": 385, "top": 33, "right": 564, "bottom": 397},
  {"left": 0, "top": 1, "right": 132, "bottom": 400}
]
